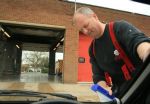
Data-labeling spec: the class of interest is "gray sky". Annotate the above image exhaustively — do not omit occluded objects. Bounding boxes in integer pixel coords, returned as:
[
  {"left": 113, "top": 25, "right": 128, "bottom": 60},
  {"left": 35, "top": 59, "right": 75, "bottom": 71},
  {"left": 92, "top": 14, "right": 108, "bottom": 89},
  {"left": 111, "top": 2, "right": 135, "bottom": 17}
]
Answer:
[{"left": 68, "top": 0, "right": 150, "bottom": 16}]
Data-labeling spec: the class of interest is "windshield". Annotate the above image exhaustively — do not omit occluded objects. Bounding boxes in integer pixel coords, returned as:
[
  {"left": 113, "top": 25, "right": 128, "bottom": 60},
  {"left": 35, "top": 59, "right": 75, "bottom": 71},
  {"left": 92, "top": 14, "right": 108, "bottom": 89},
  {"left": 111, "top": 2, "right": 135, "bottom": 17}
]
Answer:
[
  {"left": 0, "top": 51, "right": 99, "bottom": 103},
  {"left": 0, "top": 1, "right": 150, "bottom": 104},
  {"left": 0, "top": 25, "right": 99, "bottom": 103}
]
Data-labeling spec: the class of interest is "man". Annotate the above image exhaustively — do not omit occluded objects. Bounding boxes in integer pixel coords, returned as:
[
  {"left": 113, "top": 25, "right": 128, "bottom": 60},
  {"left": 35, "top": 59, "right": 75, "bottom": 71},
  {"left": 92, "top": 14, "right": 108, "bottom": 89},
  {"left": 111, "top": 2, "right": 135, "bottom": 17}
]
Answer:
[{"left": 73, "top": 7, "right": 150, "bottom": 96}]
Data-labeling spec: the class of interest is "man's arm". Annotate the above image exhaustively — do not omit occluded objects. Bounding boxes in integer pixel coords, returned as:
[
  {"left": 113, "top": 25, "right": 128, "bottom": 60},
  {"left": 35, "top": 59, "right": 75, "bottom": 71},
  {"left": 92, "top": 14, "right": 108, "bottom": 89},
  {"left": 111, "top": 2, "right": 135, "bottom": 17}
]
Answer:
[
  {"left": 88, "top": 42, "right": 106, "bottom": 84},
  {"left": 137, "top": 42, "right": 150, "bottom": 62},
  {"left": 89, "top": 43, "right": 112, "bottom": 95},
  {"left": 115, "top": 20, "right": 150, "bottom": 62}
]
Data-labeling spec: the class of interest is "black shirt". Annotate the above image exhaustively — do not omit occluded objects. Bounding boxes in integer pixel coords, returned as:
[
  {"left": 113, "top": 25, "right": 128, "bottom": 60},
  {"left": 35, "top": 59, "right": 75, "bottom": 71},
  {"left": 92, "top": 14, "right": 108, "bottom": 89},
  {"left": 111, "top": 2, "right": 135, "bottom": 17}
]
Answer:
[{"left": 89, "top": 20, "right": 150, "bottom": 86}]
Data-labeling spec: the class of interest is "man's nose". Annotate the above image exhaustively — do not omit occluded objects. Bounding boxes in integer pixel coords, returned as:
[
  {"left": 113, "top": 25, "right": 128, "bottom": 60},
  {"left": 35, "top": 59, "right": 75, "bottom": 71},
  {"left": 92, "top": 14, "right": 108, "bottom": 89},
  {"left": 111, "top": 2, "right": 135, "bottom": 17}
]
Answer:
[{"left": 82, "top": 28, "right": 88, "bottom": 35}]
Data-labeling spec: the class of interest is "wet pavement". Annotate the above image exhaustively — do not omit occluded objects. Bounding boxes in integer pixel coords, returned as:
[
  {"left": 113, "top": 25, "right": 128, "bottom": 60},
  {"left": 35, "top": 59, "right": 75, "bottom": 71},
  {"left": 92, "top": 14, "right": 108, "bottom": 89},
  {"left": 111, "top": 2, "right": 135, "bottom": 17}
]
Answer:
[
  {"left": 20, "top": 72, "right": 62, "bottom": 83},
  {"left": 0, "top": 72, "right": 99, "bottom": 102}
]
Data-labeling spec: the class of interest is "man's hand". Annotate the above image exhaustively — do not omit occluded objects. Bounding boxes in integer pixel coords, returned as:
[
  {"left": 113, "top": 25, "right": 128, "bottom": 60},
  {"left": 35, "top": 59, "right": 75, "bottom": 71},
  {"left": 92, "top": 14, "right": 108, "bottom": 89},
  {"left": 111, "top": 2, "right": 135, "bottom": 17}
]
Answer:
[
  {"left": 97, "top": 81, "right": 112, "bottom": 95},
  {"left": 137, "top": 42, "right": 150, "bottom": 62}
]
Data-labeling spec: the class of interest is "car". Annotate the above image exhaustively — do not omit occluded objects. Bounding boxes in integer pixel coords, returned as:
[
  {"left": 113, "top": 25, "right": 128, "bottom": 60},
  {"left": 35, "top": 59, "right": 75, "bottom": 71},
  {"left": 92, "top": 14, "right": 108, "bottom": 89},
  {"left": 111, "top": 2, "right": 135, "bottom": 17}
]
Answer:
[{"left": 119, "top": 55, "right": 150, "bottom": 104}]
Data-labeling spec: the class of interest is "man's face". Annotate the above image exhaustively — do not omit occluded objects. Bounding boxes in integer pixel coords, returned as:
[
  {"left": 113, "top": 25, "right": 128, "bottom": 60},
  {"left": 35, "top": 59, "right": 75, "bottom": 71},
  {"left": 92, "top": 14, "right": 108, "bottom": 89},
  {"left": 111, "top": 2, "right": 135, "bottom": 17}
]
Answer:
[{"left": 74, "top": 13, "right": 100, "bottom": 39}]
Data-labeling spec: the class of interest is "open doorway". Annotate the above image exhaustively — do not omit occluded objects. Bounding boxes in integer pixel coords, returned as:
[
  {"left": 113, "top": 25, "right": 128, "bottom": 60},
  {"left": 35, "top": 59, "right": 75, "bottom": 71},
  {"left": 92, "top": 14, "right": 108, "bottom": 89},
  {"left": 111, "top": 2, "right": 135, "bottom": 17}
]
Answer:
[
  {"left": 21, "top": 51, "right": 49, "bottom": 82},
  {"left": 21, "top": 50, "right": 64, "bottom": 83},
  {"left": 0, "top": 21, "right": 65, "bottom": 83}
]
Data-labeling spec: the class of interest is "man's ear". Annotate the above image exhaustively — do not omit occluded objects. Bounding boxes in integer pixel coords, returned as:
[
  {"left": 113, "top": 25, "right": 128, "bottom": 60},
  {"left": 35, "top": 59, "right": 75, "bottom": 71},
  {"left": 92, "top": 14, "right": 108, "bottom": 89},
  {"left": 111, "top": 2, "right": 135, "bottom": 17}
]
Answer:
[{"left": 92, "top": 13, "right": 98, "bottom": 20}]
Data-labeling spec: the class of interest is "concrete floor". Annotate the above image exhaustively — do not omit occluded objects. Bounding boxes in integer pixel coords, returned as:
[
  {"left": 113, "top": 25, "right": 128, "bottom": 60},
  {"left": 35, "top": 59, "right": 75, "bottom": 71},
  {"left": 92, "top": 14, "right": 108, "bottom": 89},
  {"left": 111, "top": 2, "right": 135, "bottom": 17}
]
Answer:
[{"left": 0, "top": 72, "right": 99, "bottom": 102}]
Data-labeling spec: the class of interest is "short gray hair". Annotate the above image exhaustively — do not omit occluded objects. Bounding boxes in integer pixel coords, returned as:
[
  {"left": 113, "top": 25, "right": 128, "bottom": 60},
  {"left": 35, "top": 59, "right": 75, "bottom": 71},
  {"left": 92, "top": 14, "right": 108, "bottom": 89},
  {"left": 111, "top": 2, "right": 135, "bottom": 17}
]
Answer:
[
  {"left": 75, "top": 7, "right": 94, "bottom": 15},
  {"left": 72, "top": 7, "right": 94, "bottom": 25}
]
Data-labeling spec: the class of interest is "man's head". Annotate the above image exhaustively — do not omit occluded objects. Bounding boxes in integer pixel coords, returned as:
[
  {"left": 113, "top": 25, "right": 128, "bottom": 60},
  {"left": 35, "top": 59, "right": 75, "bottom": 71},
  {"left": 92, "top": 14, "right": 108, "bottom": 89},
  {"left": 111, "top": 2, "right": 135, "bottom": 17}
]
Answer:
[{"left": 73, "top": 7, "right": 105, "bottom": 39}]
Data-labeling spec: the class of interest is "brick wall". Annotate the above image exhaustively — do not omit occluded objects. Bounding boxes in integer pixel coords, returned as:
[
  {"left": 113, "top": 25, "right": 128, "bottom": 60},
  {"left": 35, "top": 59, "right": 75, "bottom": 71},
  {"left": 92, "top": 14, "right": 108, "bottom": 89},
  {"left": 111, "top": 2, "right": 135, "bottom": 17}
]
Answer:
[{"left": 0, "top": 0, "right": 149, "bottom": 83}]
